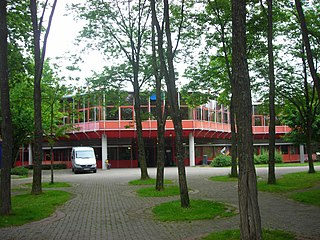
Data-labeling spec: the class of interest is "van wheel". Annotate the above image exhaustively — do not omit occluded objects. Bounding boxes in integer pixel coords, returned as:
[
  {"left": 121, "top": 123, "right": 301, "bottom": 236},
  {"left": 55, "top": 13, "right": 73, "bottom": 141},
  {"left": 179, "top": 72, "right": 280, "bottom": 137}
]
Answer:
[
  {"left": 72, "top": 168, "right": 74, "bottom": 172},
  {"left": 93, "top": 170, "right": 97, "bottom": 173},
  {"left": 74, "top": 169, "right": 78, "bottom": 174}
]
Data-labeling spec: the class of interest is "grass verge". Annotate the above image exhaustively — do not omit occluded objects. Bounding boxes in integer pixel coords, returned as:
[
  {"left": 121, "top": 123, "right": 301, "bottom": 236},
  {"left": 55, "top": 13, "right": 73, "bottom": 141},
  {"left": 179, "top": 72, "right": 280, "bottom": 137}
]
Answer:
[
  {"left": 0, "top": 190, "right": 72, "bottom": 228},
  {"left": 289, "top": 189, "right": 320, "bottom": 207},
  {"left": 152, "top": 199, "right": 236, "bottom": 221},
  {"left": 255, "top": 162, "right": 320, "bottom": 168},
  {"left": 202, "top": 229, "right": 295, "bottom": 240},
  {"left": 209, "top": 175, "right": 238, "bottom": 182},
  {"left": 23, "top": 182, "right": 72, "bottom": 188},
  {"left": 129, "top": 178, "right": 173, "bottom": 185},
  {"left": 257, "top": 172, "right": 319, "bottom": 193},
  {"left": 136, "top": 185, "right": 180, "bottom": 197}
]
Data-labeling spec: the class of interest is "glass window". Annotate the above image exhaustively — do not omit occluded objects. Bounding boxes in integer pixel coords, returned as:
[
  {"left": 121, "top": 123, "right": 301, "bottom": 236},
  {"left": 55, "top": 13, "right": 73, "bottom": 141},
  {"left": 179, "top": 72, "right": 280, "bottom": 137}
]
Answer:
[
  {"left": 281, "top": 145, "right": 289, "bottom": 154},
  {"left": 106, "top": 107, "right": 119, "bottom": 120},
  {"left": 203, "top": 109, "right": 209, "bottom": 121},
  {"left": 254, "top": 116, "right": 262, "bottom": 126},
  {"left": 180, "top": 107, "right": 189, "bottom": 120},
  {"left": 118, "top": 147, "right": 131, "bottom": 160},
  {"left": 108, "top": 147, "right": 117, "bottom": 160},
  {"left": 223, "top": 112, "right": 229, "bottom": 124},
  {"left": 121, "top": 107, "right": 133, "bottom": 120}
]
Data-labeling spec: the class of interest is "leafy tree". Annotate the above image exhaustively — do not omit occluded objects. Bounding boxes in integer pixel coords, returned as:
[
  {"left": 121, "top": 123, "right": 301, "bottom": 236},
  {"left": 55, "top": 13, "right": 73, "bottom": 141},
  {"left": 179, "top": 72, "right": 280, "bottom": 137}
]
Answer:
[
  {"left": 70, "top": 0, "right": 152, "bottom": 179},
  {"left": 295, "top": 0, "right": 320, "bottom": 99},
  {"left": 232, "top": 0, "right": 262, "bottom": 239},
  {"left": 0, "top": 0, "right": 13, "bottom": 215},
  {"left": 29, "top": 0, "right": 57, "bottom": 195},
  {"left": 151, "top": 0, "right": 190, "bottom": 208}
]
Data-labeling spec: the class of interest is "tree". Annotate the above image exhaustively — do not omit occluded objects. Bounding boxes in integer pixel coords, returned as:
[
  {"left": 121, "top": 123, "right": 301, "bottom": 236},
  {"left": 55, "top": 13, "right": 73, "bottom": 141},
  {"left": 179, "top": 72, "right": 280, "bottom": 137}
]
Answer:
[
  {"left": 295, "top": 0, "right": 320, "bottom": 99},
  {"left": 70, "top": 0, "right": 151, "bottom": 179},
  {"left": 232, "top": 0, "right": 262, "bottom": 239},
  {"left": 0, "top": 0, "right": 13, "bottom": 215},
  {"left": 29, "top": 0, "right": 57, "bottom": 195},
  {"left": 259, "top": 0, "right": 276, "bottom": 184},
  {"left": 151, "top": 0, "right": 190, "bottom": 208}
]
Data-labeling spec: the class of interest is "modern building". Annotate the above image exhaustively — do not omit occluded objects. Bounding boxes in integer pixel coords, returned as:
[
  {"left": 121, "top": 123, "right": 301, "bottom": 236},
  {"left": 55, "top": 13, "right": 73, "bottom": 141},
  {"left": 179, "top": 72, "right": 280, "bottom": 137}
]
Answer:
[{"left": 15, "top": 92, "right": 307, "bottom": 169}]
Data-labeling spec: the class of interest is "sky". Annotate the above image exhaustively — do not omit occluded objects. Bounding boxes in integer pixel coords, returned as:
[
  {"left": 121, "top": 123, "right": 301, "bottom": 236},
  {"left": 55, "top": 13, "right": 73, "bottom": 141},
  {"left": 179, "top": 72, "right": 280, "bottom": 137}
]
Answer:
[{"left": 46, "top": 1, "right": 105, "bottom": 87}]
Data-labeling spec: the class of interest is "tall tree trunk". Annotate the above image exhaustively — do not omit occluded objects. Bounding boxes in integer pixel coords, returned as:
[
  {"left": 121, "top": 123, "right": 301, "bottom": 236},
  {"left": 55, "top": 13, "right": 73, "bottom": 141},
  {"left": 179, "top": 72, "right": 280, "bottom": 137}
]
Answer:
[
  {"left": 30, "top": 0, "right": 43, "bottom": 195},
  {"left": 151, "top": 0, "right": 190, "bottom": 207},
  {"left": 295, "top": 0, "right": 320, "bottom": 99},
  {"left": 133, "top": 75, "right": 149, "bottom": 180},
  {"left": 30, "top": 0, "right": 57, "bottom": 194},
  {"left": 232, "top": 0, "right": 262, "bottom": 239},
  {"left": 230, "top": 95, "right": 238, "bottom": 177},
  {"left": 0, "top": 0, "right": 13, "bottom": 215},
  {"left": 151, "top": 13, "right": 166, "bottom": 191},
  {"left": 267, "top": 0, "right": 276, "bottom": 184}
]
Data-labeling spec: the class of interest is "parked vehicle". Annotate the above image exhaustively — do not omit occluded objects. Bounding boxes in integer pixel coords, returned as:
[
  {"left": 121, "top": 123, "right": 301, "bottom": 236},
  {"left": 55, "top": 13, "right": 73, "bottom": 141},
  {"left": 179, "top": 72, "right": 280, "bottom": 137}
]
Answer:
[{"left": 71, "top": 147, "right": 97, "bottom": 174}]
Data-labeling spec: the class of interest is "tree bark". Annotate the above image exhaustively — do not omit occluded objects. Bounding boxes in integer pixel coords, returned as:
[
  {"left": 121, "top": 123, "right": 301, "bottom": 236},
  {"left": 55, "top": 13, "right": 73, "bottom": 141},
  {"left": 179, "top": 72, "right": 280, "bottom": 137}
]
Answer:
[
  {"left": 230, "top": 93, "right": 238, "bottom": 177},
  {"left": 132, "top": 74, "right": 149, "bottom": 180},
  {"left": 295, "top": 0, "right": 320, "bottom": 100},
  {"left": 30, "top": 0, "right": 57, "bottom": 194},
  {"left": 267, "top": 0, "right": 276, "bottom": 184},
  {"left": 0, "top": 0, "right": 13, "bottom": 215},
  {"left": 151, "top": 9, "right": 166, "bottom": 191},
  {"left": 232, "top": 0, "right": 262, "bottom": 239}
]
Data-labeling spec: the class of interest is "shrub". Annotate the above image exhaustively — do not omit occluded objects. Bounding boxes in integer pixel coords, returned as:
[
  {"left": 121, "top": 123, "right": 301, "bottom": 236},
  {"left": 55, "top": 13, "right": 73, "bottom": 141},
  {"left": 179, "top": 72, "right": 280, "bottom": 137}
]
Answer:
[
  {"left": 254, "top": 150, "right": 283, "bottom": 164},
  {"left": 26, "top": 164, "right": 67, "bottom": 170},
  {"left": 11, "top": 167, "right": 29, "bottom": 176},
  {"left": 210, "top": 154, "right": 232, "bottom": 167}
]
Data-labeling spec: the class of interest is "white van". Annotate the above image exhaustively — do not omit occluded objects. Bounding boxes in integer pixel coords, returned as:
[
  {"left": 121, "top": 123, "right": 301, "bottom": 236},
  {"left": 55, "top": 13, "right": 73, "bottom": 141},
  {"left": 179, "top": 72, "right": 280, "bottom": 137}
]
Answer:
[{"left": 71, "top": 147, "right": 97, "bottom": 174}]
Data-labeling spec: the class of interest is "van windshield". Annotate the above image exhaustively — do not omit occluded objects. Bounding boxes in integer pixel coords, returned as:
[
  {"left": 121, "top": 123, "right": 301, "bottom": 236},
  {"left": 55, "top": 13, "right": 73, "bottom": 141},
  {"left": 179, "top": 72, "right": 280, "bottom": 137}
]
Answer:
[{"left": 76, "top": 150, "right": 95, "bottom": 158}]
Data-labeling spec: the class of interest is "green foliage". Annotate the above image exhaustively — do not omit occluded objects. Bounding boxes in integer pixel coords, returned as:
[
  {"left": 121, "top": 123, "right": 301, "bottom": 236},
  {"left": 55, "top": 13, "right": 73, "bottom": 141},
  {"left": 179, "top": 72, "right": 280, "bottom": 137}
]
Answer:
[
  {"left": 136, "top": 186, "right": 180, "bottom": 197},
  {"left": 202, "top": 229, "right": 295, "bottom": 240},
  {"left": 10, "top": 167, "right": 28, "bottom": 176},
  {"left": 152, "top": 199, "right": 236, "bottom": 221},
  {"left": 0, "top": 190, "right": 71, "bottom": 228},
  {"left": 23, "top": 182, "right": 72, "bottom": 188},
  {"left": 254, "top": 150, "right": 283, "bottom": 164},
  {"left": 26, "top": 164, "right": 67, "bottom": 170},
  {"left": 210, "top": 154, "right": 232, "bottom": 167},
  {"left": 258, "top": 172, "right": 320, "bottom": 193}
]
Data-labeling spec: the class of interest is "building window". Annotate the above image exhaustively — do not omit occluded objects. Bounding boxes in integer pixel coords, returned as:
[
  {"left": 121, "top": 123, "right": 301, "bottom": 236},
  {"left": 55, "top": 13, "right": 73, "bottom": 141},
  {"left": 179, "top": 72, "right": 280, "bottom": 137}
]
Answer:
[
  {"left": 121, "top": 107, "right": 133, "bottom": 120},
  {"left": 106, "top": 107, "right": 119, "bottom": 120}
]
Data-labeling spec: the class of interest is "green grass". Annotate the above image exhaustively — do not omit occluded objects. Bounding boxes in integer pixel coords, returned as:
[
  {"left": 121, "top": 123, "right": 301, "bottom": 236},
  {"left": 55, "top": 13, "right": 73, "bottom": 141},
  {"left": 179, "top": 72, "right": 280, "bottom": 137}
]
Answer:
[
  {"left": 209, "top": 175, "right": 238, "bottom": 182},
  {"left": 258, "top": 172, "right": 320, "bottom": 193},
  {"left": 256, "top": 162, "right": 320, "bottom": 168},
  {"left": 0, "top": 190, "right": 72, "bottom": 228},
  {"left": 23, "top": 182, "right": 72, "bottom": 188},
  {"left": 202, "top": 229, "right": 295, "bottom": 240},
  {"left": 136, "top": 185, "right": 180, "bottom": 197},
  {"left": 128, "top": 178, "right": 173, "bottom": 185},
  {"left": 152, "top": 199, "right": 236, "bottom": 221},
  {"left": 289, "top": 189, "right": 320, "bottom": 206}
]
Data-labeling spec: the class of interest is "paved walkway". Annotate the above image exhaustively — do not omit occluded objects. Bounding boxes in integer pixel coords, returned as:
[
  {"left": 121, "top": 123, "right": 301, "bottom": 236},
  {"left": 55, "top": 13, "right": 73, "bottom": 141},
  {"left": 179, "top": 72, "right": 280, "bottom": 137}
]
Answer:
[{"left": 1, "top": 166, "right": 320, "bottom": 240}]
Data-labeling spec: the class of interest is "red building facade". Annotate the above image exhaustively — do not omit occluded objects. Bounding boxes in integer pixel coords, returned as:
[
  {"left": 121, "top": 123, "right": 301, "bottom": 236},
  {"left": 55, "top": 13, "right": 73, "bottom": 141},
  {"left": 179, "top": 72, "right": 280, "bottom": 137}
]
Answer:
[{"left": 16, "top": 92, "right": 306, "bottom": 168}]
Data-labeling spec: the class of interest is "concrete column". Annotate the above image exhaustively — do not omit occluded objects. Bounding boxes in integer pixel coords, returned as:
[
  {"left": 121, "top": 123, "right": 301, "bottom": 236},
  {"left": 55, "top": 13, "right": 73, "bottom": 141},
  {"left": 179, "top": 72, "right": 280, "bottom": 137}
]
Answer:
[
  {"left": 189, "top": 133, "right": 195, "bottom": 167},
  {"left": 299, "top": 144, "right": 305, "bottom": 163},
  {"left": 102, "top": 134, "right": 108, "bottom": 170},
  {"left": 28, "top": 143, "right": 33, "bottom": 165}
]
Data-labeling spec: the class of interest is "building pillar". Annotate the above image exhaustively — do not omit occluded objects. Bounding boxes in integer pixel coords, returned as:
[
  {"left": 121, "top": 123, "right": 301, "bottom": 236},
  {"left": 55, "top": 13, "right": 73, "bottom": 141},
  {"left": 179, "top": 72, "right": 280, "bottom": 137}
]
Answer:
[
  {"left": 102, "top": 134, "right": 108, "bottom": 170},
  {"left": 299, "top": 144, "right": 305, "bottom": 163},
  {"left": 189, "top": 133, "right": 195, "bottom": 166},
  {"left": 28, "top": 143, "right": 33, "bottom": 165}
]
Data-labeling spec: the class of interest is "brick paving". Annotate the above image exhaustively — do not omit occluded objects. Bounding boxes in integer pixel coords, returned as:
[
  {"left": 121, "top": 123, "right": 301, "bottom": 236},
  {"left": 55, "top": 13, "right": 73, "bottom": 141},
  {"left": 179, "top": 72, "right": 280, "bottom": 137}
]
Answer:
[{"left": 1, "top": 166, "right": 320, "bottom": 240}]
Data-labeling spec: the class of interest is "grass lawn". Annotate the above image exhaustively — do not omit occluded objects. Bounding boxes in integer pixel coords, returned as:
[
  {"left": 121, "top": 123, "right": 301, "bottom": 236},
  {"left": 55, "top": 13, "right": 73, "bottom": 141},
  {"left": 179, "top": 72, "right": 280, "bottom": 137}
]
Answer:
[
  {"left": 136, "top": 185, "right": 180, "bottom": 197},
  {"left": 289, "top": 189, "right": 320, "bottom": 206},
  {"left": 257, "top": 172, "right": 320, "bottom": 193},
  {"left": 202, "top": 229, "right": 295, "bottom": 240},
  {"left": 209, "top": 175, "right": 238, "bottom": 182},
  {"left": 0, "top": 190, "right": 72, "bottom": 228},
  {"left": 153, "top": 199, "right": 236, "bottom": 221},
  {"left": 23, "top": 182, "right": 72, "bottom": 188},
  {"left": 256, "top": 162, "right": 320, "bottom": 168},
  {"left": 129, "top": 178, "right": 173, "bottom": 185}
]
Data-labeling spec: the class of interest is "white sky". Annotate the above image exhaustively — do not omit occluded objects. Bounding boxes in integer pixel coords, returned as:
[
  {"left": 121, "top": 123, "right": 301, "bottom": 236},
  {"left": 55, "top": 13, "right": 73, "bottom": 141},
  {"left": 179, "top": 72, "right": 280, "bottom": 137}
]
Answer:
[
  {"left": 46, "top": 1, "right": 105, "bottom": 87},
  {"left": 45, "top": 1, "right": 188, "bottom": 89}
]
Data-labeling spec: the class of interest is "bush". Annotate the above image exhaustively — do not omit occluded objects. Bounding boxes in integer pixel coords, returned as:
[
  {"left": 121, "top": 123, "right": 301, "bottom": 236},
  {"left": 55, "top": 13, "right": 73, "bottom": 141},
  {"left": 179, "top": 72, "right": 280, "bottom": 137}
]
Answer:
[
  {"left": 210, "top": 154, "right": 232, "bottom": 167},
  {"left": 254, "top": 150, "right": 283, "bottom": 164},
  {"left": 26, "top": 164, "right": 67, "bottom": 170},
  {"left": 11, "top": 167, "right": 29, "bottom": 176}
]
